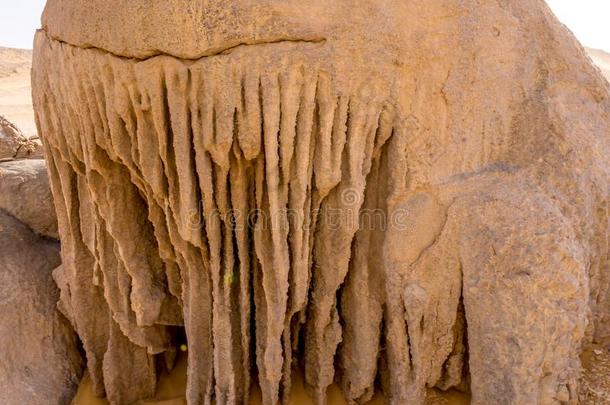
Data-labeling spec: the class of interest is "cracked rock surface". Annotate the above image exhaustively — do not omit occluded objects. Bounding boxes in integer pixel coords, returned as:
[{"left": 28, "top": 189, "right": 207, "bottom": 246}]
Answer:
[{"left": 32, "top": 0, "right": 610, "bottom": 404}]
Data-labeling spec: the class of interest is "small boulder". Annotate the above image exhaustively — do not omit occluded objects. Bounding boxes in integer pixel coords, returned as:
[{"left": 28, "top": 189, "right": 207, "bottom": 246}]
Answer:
[
  {"left": 0, "top": 159, "right": 58, "bottom": 239},
  {"left": 0, "top": 115, "right": 43, "bottom": 160}
]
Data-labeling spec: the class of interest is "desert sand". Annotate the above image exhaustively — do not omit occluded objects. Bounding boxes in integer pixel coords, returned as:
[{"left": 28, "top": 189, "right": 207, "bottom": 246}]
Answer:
[
  {"left": 71, "top": 353, "right": 470, "bottom": 405},
  {"left": 0, "top": 47, "right": 36, "bottom": 136}
]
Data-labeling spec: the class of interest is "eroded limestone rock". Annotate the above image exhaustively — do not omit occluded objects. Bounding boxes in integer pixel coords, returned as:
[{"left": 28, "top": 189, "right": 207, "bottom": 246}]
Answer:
[{"left": 32, "top": 0, "right": 609, "bottom": 404}]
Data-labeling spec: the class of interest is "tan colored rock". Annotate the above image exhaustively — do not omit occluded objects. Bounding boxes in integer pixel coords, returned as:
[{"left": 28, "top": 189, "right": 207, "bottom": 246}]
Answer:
[
  {"left": 0, "top": 115, "right": 25, "bottom": 159},
  {"left": 0, "top": 159, "right": 58, "bottom": 239},
  {"left": 0, "top": 211, "right": 82, "bottom": 404},
  {"left": 0, "top": 115, "right": 43, "bottom": 159},
  {"left": 32, "top": 0, "right": 610, "bottom": 404}
]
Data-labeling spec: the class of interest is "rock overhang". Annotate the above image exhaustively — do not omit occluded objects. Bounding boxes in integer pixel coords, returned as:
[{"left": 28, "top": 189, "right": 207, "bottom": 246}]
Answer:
[
  {"left": 40, "top": 0, "right": 447, "bottom": 67},
  {"left": 30, "top": 1, "right": 610, "bottom": 404}
]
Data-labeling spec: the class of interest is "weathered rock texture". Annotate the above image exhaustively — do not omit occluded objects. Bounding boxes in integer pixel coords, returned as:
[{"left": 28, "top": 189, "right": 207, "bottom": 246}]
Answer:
[
  {"left": 0, "top": 159, "right": 58, "bottom": 238},
  {"left": 32, "top": 0, "right": 610, "bottom": 404},
  {"left": 0, "top": 115, "right": 43, "bottom": 159},
  {"left": 0, "top": 210, "right": 82, "bottom": 404}
]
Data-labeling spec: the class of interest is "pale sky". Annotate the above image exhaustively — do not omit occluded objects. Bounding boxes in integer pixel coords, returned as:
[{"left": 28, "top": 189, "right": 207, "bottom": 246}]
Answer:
[
  {"left": 546, "top": 0, "right": 610, "bottom": 51},
  {"left": 0, "top": 0, "right": 46, "bottom": 49},
  {"left": 0, "top": 1, "right": 609, "bottom": 52}
]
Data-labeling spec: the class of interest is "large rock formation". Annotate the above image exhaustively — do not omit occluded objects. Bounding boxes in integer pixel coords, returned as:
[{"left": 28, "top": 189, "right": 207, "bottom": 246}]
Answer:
[{"left": 32, "top": 0, "right": 609, "bottom": 404}]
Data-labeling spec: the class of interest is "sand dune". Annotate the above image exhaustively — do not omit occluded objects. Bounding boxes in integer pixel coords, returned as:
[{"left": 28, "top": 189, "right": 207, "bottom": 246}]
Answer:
[
  {"left": 0, "top": 47, "right": 31, "bottom": 78},
  {"left": 0, "top": 47, "right": 35, "bottom": 136}
]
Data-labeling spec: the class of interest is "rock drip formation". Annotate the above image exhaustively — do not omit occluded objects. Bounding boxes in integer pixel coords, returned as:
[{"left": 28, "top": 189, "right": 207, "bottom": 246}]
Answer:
[{"left": 32, "top": 0, "right": 609, "bottom": 404}]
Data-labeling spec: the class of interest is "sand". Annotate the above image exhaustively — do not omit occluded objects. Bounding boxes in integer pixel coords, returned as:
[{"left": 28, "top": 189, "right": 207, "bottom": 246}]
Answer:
[
  {"left": 71, "top": 352, "right": 470, "bottom": 405},
  {"left": 0, "top": 47, "right": 35, "bottom": 136}
]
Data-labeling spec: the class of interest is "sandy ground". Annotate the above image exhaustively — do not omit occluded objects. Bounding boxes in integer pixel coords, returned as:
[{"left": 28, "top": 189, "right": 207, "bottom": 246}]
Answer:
[
  {"left": 71, "top": 352, "right": 470, "bottom": 405},
  {"left": 579, "top": 343, "right": 610, "bottom": 404},
  {"left": 70, "top": 345, "right": 610, "bottom": 404}
]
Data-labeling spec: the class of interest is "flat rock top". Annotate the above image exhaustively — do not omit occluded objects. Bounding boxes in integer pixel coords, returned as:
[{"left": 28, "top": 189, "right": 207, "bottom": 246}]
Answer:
[{"left": 41, "top": 0, "right": 340, "bottom": 59}]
